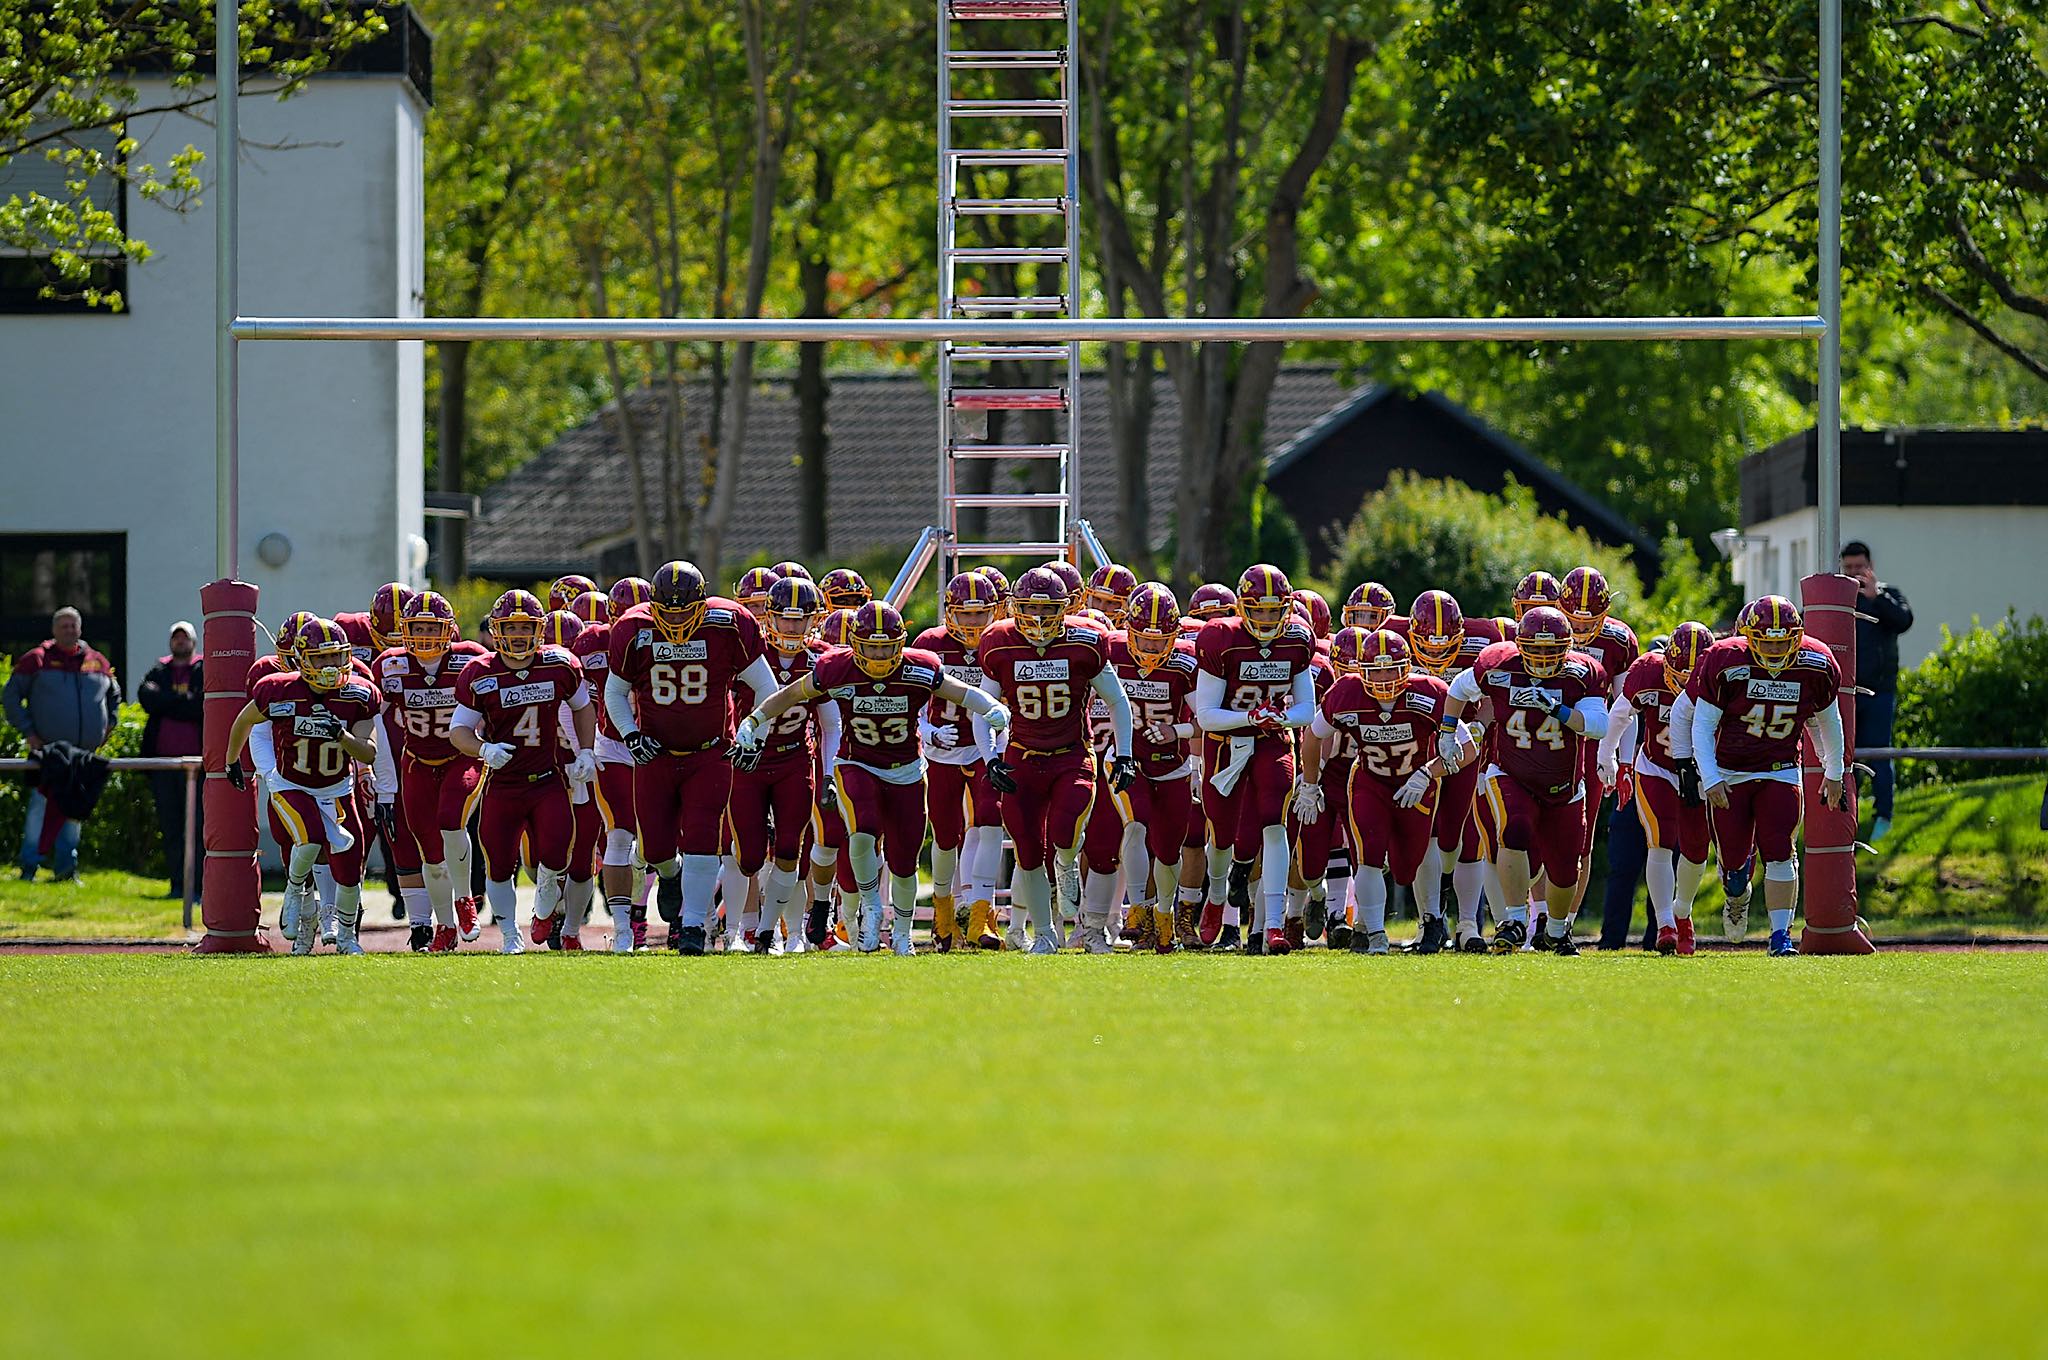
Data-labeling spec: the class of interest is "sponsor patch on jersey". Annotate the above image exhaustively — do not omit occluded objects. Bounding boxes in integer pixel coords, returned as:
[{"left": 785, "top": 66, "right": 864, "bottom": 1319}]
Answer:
[
  {"left": 290, "top": 715, "right": 335, "bottom": 737},
  {"left": 1402, "top": 692, "right": 1439, "bottom": 715},
  {"left": 1358, "top": 724, "right": 1413, "bottom": 744},
  {"left": 903, "top": 664, "right": 939, "bottom": 687},
  {"left": 1486, "top": 669, "right": 1513, "bottom": 686},
  {"left": 945, "top": 665, "right": 986, "bottom": 688},
  {"left": 1745, "top": 678, "right": 1801, "bottom": 702},
  {"left": 381, "top": 675, "right": 403, "bottom": 693},
  {"left": 471, "top": 675, "right": 500, "bottom": 695},
  {"left": 582, "top": 655, "right": 608, "bottom": 672},
  {"left": 851, "top": 694, "right": 910, "bottom": 715},
  {"left": 1015, "top": 659, "right": 1070, "bottom": 681},
  {"left": 405, "top": 687, "right": 455, "bottom": 709},
  {"left": 1725, "top": 664, "right": 1752, "bottom": 682},
  {"left": 267, "top": 701, "right": 298, "bottom": 718},
  {"left": 653, "top": 640, "right": 709, "bottom": 663},
  {"left": 1655, "top": 701, "right": 1673, "bottom": 721},
  {"left": 500, "top": 681, "right": 558, "bottom": 707},
  {"left": 1123, "top": 678, "right": 1170, "bottom": 701},
  {"left": 379, "top": 655, "right": 408, "bottom": 675},
  {"left": 1236, "top": 660, "right": 1292, "bottom": 682},
  {"left": 1509, "top": 685, "right": 1563, "bottom": 709}
]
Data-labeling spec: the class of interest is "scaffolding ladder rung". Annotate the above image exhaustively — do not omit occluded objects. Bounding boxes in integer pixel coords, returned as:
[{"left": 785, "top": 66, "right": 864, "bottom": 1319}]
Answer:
[
  {"left": 947, "top": 99, "right": 1067, "bottom": 119},
  {"left": 949, "top": 147, "right": 1067, "bottom": 166},
  {"left": 948, "top": 246, "right": 1068, "bottom": 265},
  {"left": 953, "top": 541, "right": 1071, "bottom": 557},
  {"left": 949, "top": 387, "right": 1068, "bottom": 411},
  {"left": 944, "top": 49, "right": 1066, "bottom": 69},
  {"left": 953, "top": 295, "right": 1069, "bottom": 314},
  {"left": 950, "top": 442, "right": 1070, "bottom": 459},
  {"left": 951, "top": 197, "right": 1067, "bottom": 216},
  {"left": 948, "top": 492, "right": 1073, "bottom": 509},
  {"left": 947, "top": 1, "right": 1068, "bottom": 20},
  {"left": 946, "top": 343, "right": 1071, "bottom": 362}
]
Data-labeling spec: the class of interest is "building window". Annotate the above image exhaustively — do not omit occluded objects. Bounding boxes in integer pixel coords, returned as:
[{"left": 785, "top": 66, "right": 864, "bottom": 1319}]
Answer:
[
  {"left": 0, "top": 535, "right": 129, "bottom": 680},
  {"left": 0, "top": 125, "right": 129, "bottom": 314}
]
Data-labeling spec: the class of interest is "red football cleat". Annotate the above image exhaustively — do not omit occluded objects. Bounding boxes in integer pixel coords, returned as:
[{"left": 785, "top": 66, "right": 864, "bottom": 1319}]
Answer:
[
  {"left": 561, "top": 934, "right": 584, "bottom": 952},
  {"left": 454, "top": 897, "right": 481, "bottom": 942},
  {"left": 528, "top": 913, "right": 555, "bottom": 948},
  {"left": 630, "top": 920, "right": 648, "bottom": 950},
  {"left": 1198, "top": 903, "right": 1224, "bottom": 947},
  {"left": 428, "top": 925, "right": 458, "bottom": 954},
  {"left": 1264, "top": 927, "right": 1292, "bottom": 955},
  {"left": 1283, "top": 918, "right": 1305, "bottom": 951},
  {"left": 1674, "top": 918, "right": 1696, "bottom": 956},
  {"left": 1656, "top": 925, "right": 1679, "bottom": 955}
]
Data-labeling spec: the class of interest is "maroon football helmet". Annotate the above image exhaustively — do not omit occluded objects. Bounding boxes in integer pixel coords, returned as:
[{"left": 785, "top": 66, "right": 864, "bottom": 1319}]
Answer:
[
  {"left": 1515, "top": 605, "right": 1573, "bottom": 678},
  {"left": 548, "top": 574, "right": 599, "bottom": 613},
  {"left": 1342, "top": 582, "right": 1396, "bottom": 633},
  {"left": 607, "top": 576, "right": 652, "bottom": 622},
  {"left": 1012, "top": 565, "right": 1072, "bottom": 645}
]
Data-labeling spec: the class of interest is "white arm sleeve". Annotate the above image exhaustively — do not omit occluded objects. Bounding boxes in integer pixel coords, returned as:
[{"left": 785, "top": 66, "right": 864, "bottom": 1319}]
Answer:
[
  {"left": 1668, "top": 693, "right": 1696, "bottom": 759},
  {"left": 817, "top": 701, "right": 842, "bottom": 778},
  {"left": 1808, "top": 702, "right": 1846, "bottom": 780},
  {"left": 1193, "top": 671, "right": 1250, "bottom": 733},
  {"left": 372, "top": 720, "right": 399, "bottom": 798},
  {"left": 956, "top": 685, "right": 1000, "bottom": 718},
  {"left": 247, "top": 723, "right": 278, "bottom": 779},
  {"left": 566, "top": 679, "right": 591, "bottom": 711},
  {"left": 975, "top": 674, "right": 1006, "bottom": 762},
  {"left": 604, "top": 673, "right": 640, "bottom": 737},
  {"left": 737, "top": 654, "right": 778, "bottom": 705},
  {"left": 1310, "top": 710, "right": 1336, "bottom": 741},
  {"left": 1088, "top": 668, "right": 1134, "bottom": 758},
  {"left": 1280, "top": 670, "right": 1315, "bottom": 727},
  {"left": 1598, "top": 698, "right": 1633, "bottom": 767},
  {"left": 1690, "top": 699, "right": 1726, "bottom": 787},
  {"left": 1448, "top": 668, "right": 1484, "bottom": 705},
  {"left": 451, "top": 703, "right": 484, "bottom": 736},
  {"left": 1572, "top": 697, "right": 1609, "bottom": 741}
]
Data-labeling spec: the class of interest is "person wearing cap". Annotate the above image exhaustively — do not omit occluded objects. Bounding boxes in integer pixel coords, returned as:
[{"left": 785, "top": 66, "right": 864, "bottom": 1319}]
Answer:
[
  {"left": 138, "top": 621, "right": 205, "bottom": 897},
  {"left": 5, "top": 606, "right": 122, "bottom": 881}
]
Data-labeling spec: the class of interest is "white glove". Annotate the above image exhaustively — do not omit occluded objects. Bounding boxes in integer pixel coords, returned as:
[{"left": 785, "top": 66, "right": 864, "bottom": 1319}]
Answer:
[
  {"left": 1394, "top": 769, "right": 1432, "bottom": 810},
  {"left": 1436, "top": 730, "right": 1461, "bottom": 769},
  {"left": 1597, "top": 751, "right": 1619, "bottom": 788},
  {"left": 982, "top": 702, "right": 1010, "bottom": 732},
  {"left": 1292, "top": 778, "right": 1325, "bottom": 825},
  {"left": 480, "top": 742, "right": 515, "bottom": 770},
  {"left": 928, "top": 721, "right": 959, "bottom": 751},
  {"left": 568, "top": 749, "right": 597, "bottom": 784},
  {"left": 734, "top": 715, "right": 764, "bottom": 751},
  {"left": 1143, "top": 720, "right": 1178, "bottom": 745}
]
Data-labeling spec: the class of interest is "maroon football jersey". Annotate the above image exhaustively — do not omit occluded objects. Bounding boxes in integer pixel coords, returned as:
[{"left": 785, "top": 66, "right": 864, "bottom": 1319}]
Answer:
[
  {"left": 569, "top": 623, "right": 614, "bottom": 739},
  {"left": 247, "top": 654, "right": 293, "bottom": 688},
  {"left": 977, "top": 619, "right": 1109, "bottom": 753},
  {"left": 756, "top": 640, "right": 828, "bottom": 762},
  {"left": 1105, "top": 633, "right": 1198, "bottom": 773},
  {"left": 1320, "top": 672, "right": 1449, "bottom": 788},
  {"left": 333, "top": 612, "right": 378, "bottom": 669},
  {"left": 251, "top": 671, "right": 380, "bottom": 787},
  {"left": 913, "top": 625, "right": 989, "bottom": 731},
  {"left": 1389, "top": 614, "right": 1503, "bottom": 681},
  {"left": 1620, "top": 652, "right": 1685, "bottom": 770},
  {"left": 607, "top": 599, "right": 764, "bottom": 751},
  {"left": 1466, "top": 640, "right": 1607, "bottom": 803},
  {"left": 811, "top": 647, "right": 945, "bottom": 769},
  {"left": 1193, "top": 615, "right": 1316, "bottom": 717},
  {"left": 1685, "top": 636, "right": 1840, "bottom": 775},
  {"left": 374, "top": 641, "right": 488, "bottom": 762},
  {"left": 1582, "top": 617, "right": 1641, "bottom": 695},
  {"left": 455, "top": 647, "right": 584, "bottom": 776}
]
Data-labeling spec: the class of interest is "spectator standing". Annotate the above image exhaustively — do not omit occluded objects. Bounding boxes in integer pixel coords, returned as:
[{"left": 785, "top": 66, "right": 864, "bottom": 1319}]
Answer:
[
  {"left": 4, "top": 607, "right": 122, "bottom": 880},
  {"left": 138, "top": 622, "right": 205, "bottom": 898},
  {"left": 1839, "top": 542, "right": 1913, "bottom": 843}
]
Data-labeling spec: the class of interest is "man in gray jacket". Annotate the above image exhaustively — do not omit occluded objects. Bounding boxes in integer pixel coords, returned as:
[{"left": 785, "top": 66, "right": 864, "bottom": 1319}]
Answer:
[{"left": 5, "top": 607, "right": 122, "bottom": 880}]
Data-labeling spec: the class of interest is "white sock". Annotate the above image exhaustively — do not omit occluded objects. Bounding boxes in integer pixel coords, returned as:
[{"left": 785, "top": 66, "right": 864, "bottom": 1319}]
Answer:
[
  {"left": 1417, "top": 842, "right": 1446, "bottom": 919},
  {"left": 1283, "top": 886, "right": 1306, "bottom": 921},
  {"left": 335, "top": 883, "right": 362, "bottom": 932},
  {"left": 932, "top": 844, "right": 958, "bottom": 899},
  {"left": 422, "top": 861, "right": 455, "bottom": 926},
  {"left": 486, "top": 878, "right": 518, "bottom": 933},
  {"left": 313, "top": 864, "right": 337, "bottom": 911},
  {"left": 440, "top": 830, "right": 472, "bottom": 902},
  {"left": 680, "top": 853, "right": 720, "bottom": 930},
  {"left": 1055, "top": 846, "right": 1081, "bottom": 920},
  {"left": 1260, "top": 824, "right": 1290, "bottom": 932},
  {"left": 565, "top": 876, "right": 594, "bottom": 934},
  {"left": 1324, "top": 870, "right": 1352, "bottom": 925},
  {"left": 401, "top": 884, "right": 431, "bottom": 928},
  {"left": 1153, "top": 858, "right": 1182, "bottom": 914},
  {"left": 764, "top": 863, "right": 800, "bottom": 936},
  {"left": 847, "top": 832, "right": 881, "bottom": 894},
  {"left": 969, "top": 826, "right": 1004, "bottom": 904},
  {"left": 287, "top": 840, "right": 322, "bottom": 882},
  {"left": 1204, "top": 844, "right": 1231, "bottom": 906},
  {"left": 1675, "top": 857, "right": 1705, "bottom": 920},
  {"left": 1769, "top": 908, "right": 1794, "bottom": 932},
  {"left": 1546, "top": 911, "right": 1572, "bottom": 939},
  {"left": 1012, "top": 864, "right": 1053, "bottom": 937},
  {"left": 635, "top": 869, "right": 655, "bottom": 907},
  {"left": 1356, "top": 867, "right": 1388, "bottom": 933},
  {"left": 718, "top": 855, "right": 749, "bottom": 932},
  {"left": 1452, "top": 859, "right": 1485, "bottom": 933},
  {"left": 1646, "top": 847, "right": 1678, "bottom": 929},
  {"left": 1081, "top": 870, "right": 1119, "bottom": 929},
  {"left": 890, "top": 872, "right": 918, "bottom": 922}
]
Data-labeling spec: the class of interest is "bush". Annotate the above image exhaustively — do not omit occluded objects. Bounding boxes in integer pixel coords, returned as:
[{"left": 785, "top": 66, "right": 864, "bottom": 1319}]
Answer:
[
  {"left": 1634, "top": 534, "right": 1739, "bottom": 641},
  {"left": 1325, "top": 473, "right": 1644, "bottom": 622},
  {"left": 0, "top": 658, "right": 167, "bottom": 879},
  {"left": 1895, "top": 613, "right": 2048, "bottom": 786}
]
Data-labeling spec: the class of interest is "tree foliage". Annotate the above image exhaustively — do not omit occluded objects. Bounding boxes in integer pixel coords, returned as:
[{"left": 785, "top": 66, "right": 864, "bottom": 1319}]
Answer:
[{"left": 1896, "top": 613, "right": 2048, "bottom": 786}]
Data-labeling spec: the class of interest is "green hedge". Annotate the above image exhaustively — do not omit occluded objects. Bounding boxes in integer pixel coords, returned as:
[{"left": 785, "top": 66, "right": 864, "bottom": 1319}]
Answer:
[
  {"left": 1895, "top": 614, "right": 2048, "bottom": 787},
  {"left": 0, "top": 658, "right": 168, "bottom": 878}
]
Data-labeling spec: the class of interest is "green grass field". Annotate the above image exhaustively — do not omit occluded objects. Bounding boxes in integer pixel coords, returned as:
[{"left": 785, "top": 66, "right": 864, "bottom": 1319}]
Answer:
[{"left": 3, "top": 952, "right": 2043, "bottom": 1357}]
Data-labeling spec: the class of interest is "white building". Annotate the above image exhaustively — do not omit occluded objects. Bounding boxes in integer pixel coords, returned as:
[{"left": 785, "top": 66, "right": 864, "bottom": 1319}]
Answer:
[
  {"left": 1730, "top": 427, "right": 2048, "bottom": 668},
  {"left": 0, "top": 14, "right": 430, "bottom": 681}
]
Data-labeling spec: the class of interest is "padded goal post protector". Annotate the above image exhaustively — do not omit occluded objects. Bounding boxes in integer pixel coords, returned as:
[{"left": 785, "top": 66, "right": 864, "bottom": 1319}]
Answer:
[
  {"left": 1798, "top": 572, "right": 1875, "bottom": 954},
  {"left": 196, "top": 579, "right": 269, "bottom": 953}
]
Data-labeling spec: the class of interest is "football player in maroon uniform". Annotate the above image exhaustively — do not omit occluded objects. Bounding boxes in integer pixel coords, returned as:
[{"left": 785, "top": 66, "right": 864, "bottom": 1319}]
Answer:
[
  {"left": 1394, "top": 589, "right": 1502, "bottom": 949},
  {"left": 973, "top": 565, "right": 1012, "bottom": 620},
  {"left": 1306, "top": 629, "right": 1470, "bottom": 954},
  {"left": 772, "top": 560, "right": 812, "bottom": 582},
  {"left": 740, "top": 600, "right": 1009, "bottom": 953},
  {"left": 541, "top": 609, "right": 602, "bottom": 950},
  {"left": 819, "top": 568, "right": 871, "bottom": 612},
  {"left": 1194, "top": 564, "right": 1318, "bottom": 954},
  {"left": 450, "top": 591, "right": 594, "bottom": 953},
  {"left": 733, "top": 566, "right": 783, "bottom": 622},
  {"left": 1081, "top": 564, "right": 1139, "bottom": 625},
  {"left": 729, "top": 575, "right": 838, "bottom": 954},
  {"left": 1293, "top": 626, "right": 1366, "bottom": 948},
  {"left": 1604, "top": 622, "right": 1714, "bottom": 954},
  {"left": 548, "top": 574, "right": 598, "bottom": 613},
  {"left": 1099, "top": 583, "right": 1200, "bottom": 954},
  {"left": 605, "top": 561, "right": 775, "bottom": 954},
  {"left": 1560, "top": 566, "right": 1641, "bottom": 926},
  {"left": 912, "top": 573, "right": 1006, "bottom": 950},
  {"left": 1442, "top": 605, "right": 1610, "bottom": 954},
  {"left": 973, "top": 567, "right": 1135, "bottom": 953},
  {"left": 1679, "top": 596, "right": 1845, "bottom": 956},
  {"left": 226, "top": 618, "right": 382, "bottom": 954}
]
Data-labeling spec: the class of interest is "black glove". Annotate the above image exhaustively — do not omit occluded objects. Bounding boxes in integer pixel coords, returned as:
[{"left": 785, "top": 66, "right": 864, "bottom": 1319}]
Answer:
[
  {"left": 1111, "top": 755, "right": 1140, "bottom": 793},
  {"left": 816, "top": 779, "right": 839, "bottom": 812},
  {"left": 625, "top": 732, "right": 664, "bottom": 766},
  {"left": 1676, "top": 757, "right": 1702, "bottom": 808},
  {"left": 374, "top": 800, "right": 397, "bottom": 844},
  {"left": 726, "top": 738, "right": 762, "bottom": 772},
  {"left": 987, "top": 757, "right": 1018, "bottom": 795},
  {"left": 225, "top": 762, "right": 247, "bottom": 792},
  {"left": 301, "top": 714, "right": 345, "bottom": 741}
]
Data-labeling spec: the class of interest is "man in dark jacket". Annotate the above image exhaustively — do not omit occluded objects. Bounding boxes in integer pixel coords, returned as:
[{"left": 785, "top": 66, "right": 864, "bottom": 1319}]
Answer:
[
  {"left": 4, "top": 607, "right": 121, "bottom": 880},
  {"left": 138, "top": 621, "right": 205, "bottom": 898},
  {"left": 1840, "top": 542, "right": 1914, "bottom": 842}
]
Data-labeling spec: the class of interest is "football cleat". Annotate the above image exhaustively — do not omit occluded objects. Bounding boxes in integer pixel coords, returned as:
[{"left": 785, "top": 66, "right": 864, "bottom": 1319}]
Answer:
[
  {"left": 428, "top": 925, "right": 458, "bottom": 954},
  {"left": 1119, "top": 906, "right": 1148, "bottom": 945},
  {"left": 1263, "top": 927, "right": 1291, "bottom": 955},
  {"left": 931, "top": 893, "right": 958, "bottom": 952},
  {"left": 1674, "top": 918, "right": 1696, "bottom": 956},
  {"left": 1174, "top": 903, "right": 1202, "bottom": 951},
  {"left": 969, "top": 900, "right": 1003, "bottom": 950},
  {"left": 1769, "top": 928, "right": 1798, "bottom": 957},
  {"left": 529, "top": 912, "right": 556, "bottom": 948},
  {"left": 893, "top": 917, "right": 916, "bottom": 956},
  {"left": 630, "top": 919, "right": 648, "bottom": 950},
  {"left": 499, "top": 920, "right": 525, "bottom": 955},
  {"left": 751, "top": 927, "right": 776, "bottom": 955},
  {"left": 858, "top": 900, "right": 883, "bottom": 953},
  {"left": 1226, "top": 861, "right": 1253, "bottom": 914},
  {"left": 1283, "top": 918, "right": 1305, "bottom": 951},
  {"left": 806, "top": 902, "right": 831, "bottom": 947},
  {"left": 333, "top": 917, "right": 365, "bottom": 955},
  {"left": 561, "top": 935, "right": 584, "bottom": 952},
  {"left": 1416, "top": 916, "right": 1450, "bottom": 955},
  {"left": 611, "top": 907, "right": 635, "bottom": 953},
  {"left": 1656, "top": 925, "right": 1679, "bottom": 955},
  {"left": 1366, "top": 930, "right": 1391, "bottom": 955},
  {"left": 1245, "top": 928, "right": 1264, "bottom": 956},
  {"left": 408, "top": 924, "right": 433, "bottom": 953},
  {"left": 1215, "top": 922, "right": 1242, "bottom": 951},
  {"left": 1723, "top": 888, "right": 1751, "bottom": 942},
  {"left": 1077, "top": 925, "right": 1112, "bottom": 955},
  {"left": 1530, "top": 913, "right": 1554, "bottom": 951},
  {"left": 1004, "top": 923, "right": 1028, "bottom": 951},
  {"left": 1303, "top": 894, "right": 1329, "bottom": 942},
  {"left": 1548, "top": 927, "right": 1581, "bottom": 956},
  {"left": 454, "top": 896, "right": 481, "bottom": 942},
  {"left": 291, "top": 908, "right": 319, "bottom": 956},
  {"left": 674, "top": 925, "right": 707, "bottom": 956},
  {"left": 280, "top": 879, "right": 307, "bottom": 939},
  {"left": 1197, "top": 902, "right": 1224, "bottom": 948},
  {"left": 1348, "top": 925, "right": 1375, "bottom": 954},
  {"left": 1458, "top": 930, "right": 1488, "bottom": 954},
  {"left": 1028, "top": 931, "right": 1060, "bottom": 955},
  {"left": 1490, "top": 919, "right": 1528, "bottom": 954},
  {"left": 1327, "top": 915, "right": 1353, "bottom": 951}
]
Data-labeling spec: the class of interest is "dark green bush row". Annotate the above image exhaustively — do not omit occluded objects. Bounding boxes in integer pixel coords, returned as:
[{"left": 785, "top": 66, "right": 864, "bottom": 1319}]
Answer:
[{"left": 1895, "top": 614, "right": 2048, "bottom": 786}]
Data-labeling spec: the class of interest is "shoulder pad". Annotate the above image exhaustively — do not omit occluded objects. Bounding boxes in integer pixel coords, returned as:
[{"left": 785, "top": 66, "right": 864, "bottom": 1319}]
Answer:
[
  {"left": 1794, "top": 645, "right": 1834, "bottom": 668},
  {"left": 338, "top": 682, "right": 378, "bottom": 705},
  {"left": 1166, "top": 651, "right": 1198, "bottom": 673},
  {"left": 1280, "top": 622, "right": 1313, "bottom": 645}
]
